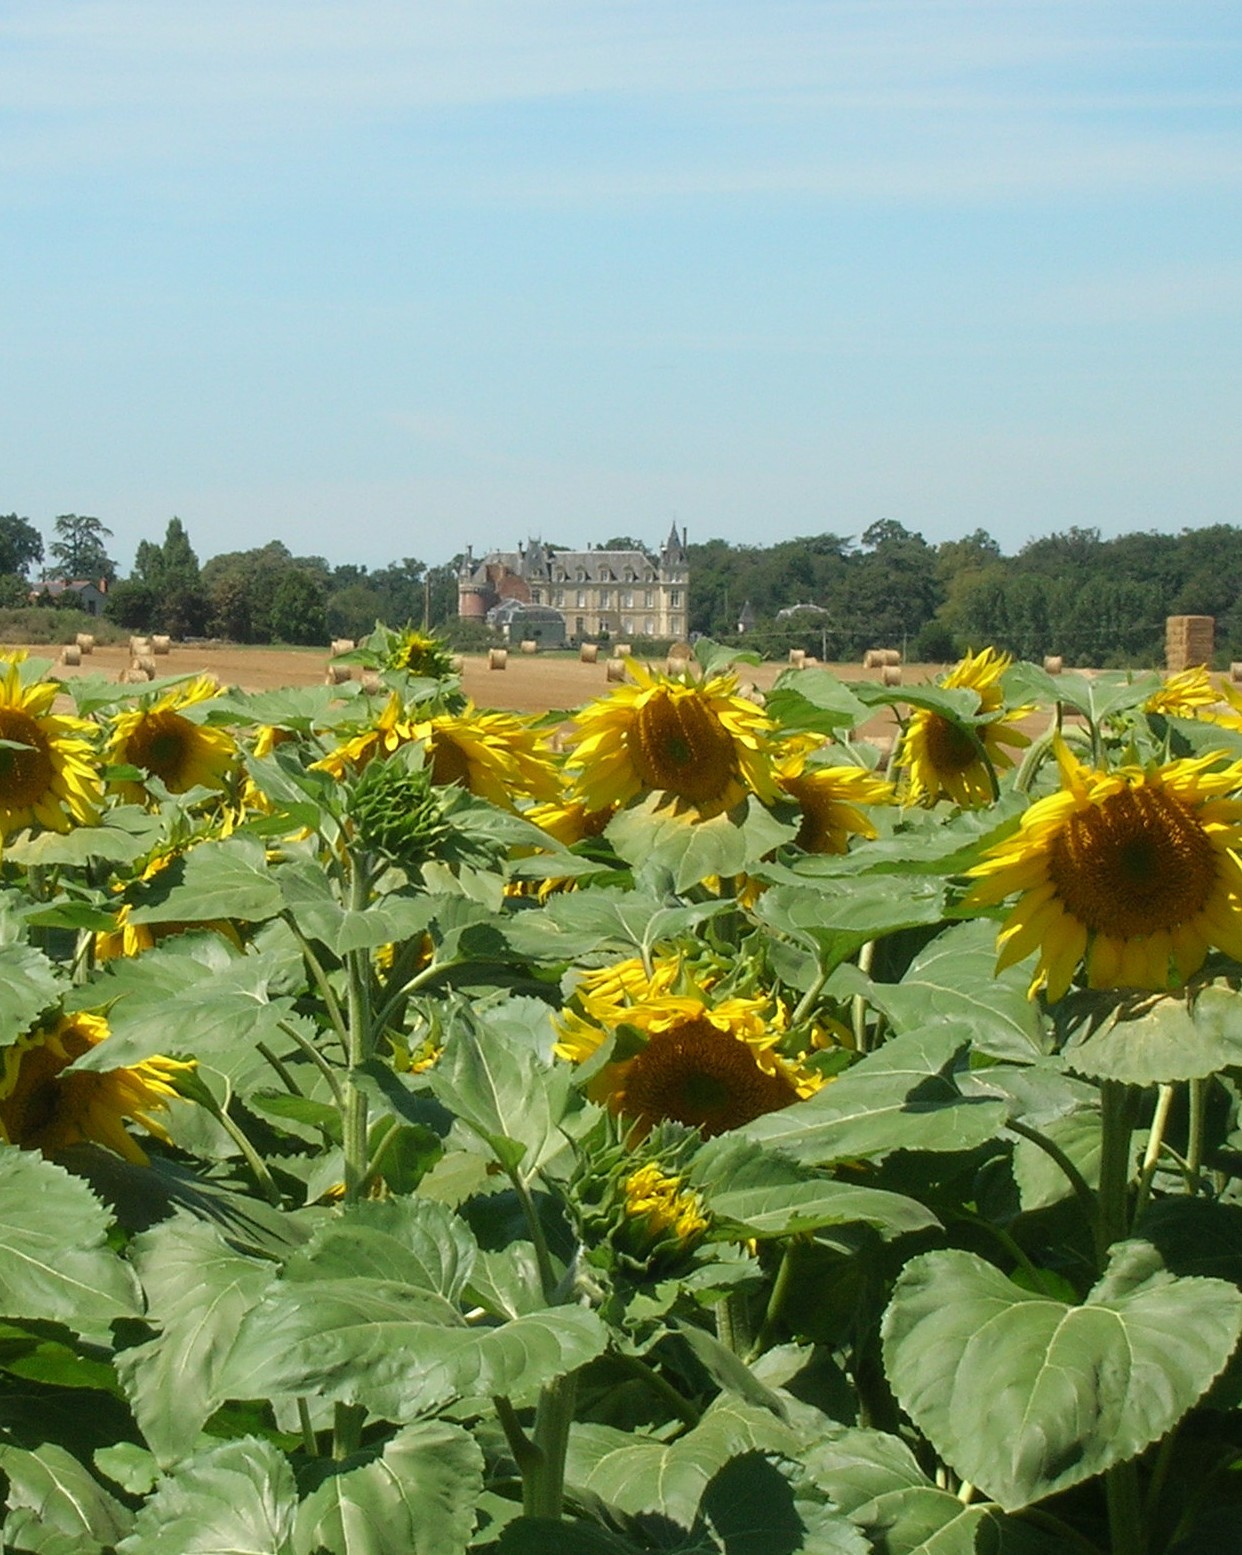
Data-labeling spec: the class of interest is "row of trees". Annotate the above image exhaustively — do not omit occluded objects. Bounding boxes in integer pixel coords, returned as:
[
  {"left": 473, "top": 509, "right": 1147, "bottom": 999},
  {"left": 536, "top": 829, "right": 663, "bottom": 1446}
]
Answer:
[
  {"left": 689, "top": 522, "right": 1242, "bottom": 666},
  {"left": 7, "top": 510, "right": 1242, "bottom": 663}
]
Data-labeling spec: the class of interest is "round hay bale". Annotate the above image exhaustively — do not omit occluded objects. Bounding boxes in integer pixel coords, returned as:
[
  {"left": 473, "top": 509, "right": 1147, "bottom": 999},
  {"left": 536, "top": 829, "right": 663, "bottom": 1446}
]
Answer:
[
  {"left": 132, "top": 654, "right": 157, "bottom": 676},
  {"left": 788, "top": 648, "right": 806, "bottom": 668},
  {"left": 881, "top": 665, "right": 903, "bottom": 687},
  {"left": 1231, "top": 662, "right": 1242, "bottom": 684},
  {"left": 520, "top": 639, "right": 538, "bottom": 655},
  {"left": 579, "top": 643, "right": 599, "bottom": 663},
  {"left": 325, "top": 662, "right": 352, "bottom": 685},
  {"left": 359, "top": 671, "right": 383, "bottom": 695},
  {"left": 881, "top": 648, "right": 902, "bottom": 666},
  {"left": 130, "top": 636, "right": 151, "bottom": 656},
  {"left": 75, "top": 633, "right": 95, "bottom": 653},
  {"left": 450, "top": 655, "right": 465, "bottom": 673},
  {"left": 61, "top": 644, "right": 81, "bottom": 666},
  {"left": 670, "top": 641, "right": 692, "bottom": 659},
  {"left": 1043, "top": 655, "right": 1064, "bottom": 676},
  {"left": 605, "top": 657, "right": 627, "bottom": 682},
  {"left": 862, "top": 649, "right": 882, "bottom": 669},
  {"left": 488, "top": 648, "right": 508, "bottom": 670},
  {"left": 330, "top": 638, "right": 355, "bottom": 656},
  {"left": 804, "top": 656, "right": 819, "bottom": 666},
  {"left": 666, "top": 656, "right": 689, "bottom": 676},
  {"left": 738, "top": 681, "right": 765, "bottom": 706},
  {"left": 151, "top": 634, "right": 171, "bottom": 655},
  {"left": 614, "top": 643, "right": 632, "bottom": 658}
]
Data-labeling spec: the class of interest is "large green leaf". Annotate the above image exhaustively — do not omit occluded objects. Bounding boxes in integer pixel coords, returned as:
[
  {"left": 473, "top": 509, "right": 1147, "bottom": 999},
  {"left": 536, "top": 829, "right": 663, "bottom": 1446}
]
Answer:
[
  {"left": 852, "top": 917, "right": 1049, "bottom": 1060},
  {"left": 115, "top": 1215, "right": 275, "bottom": 1465},
  {"left": 803, "top": 1428, "right": 1059, "bottom": 1554},
  {"left": 1010, "top": 1108, "right": 1102, "bottom": 1212},
  {"left": 607, "top": 796, "right": 796, "bottom": 893},
  {"left": 71, "top": 945, "right": 297, "bottom": 1069},
  {"left": 1063, "top": 986, "right": 1242, "bottom": 1085},
  {"left": 218, "top": 1284, "right": 607, "bottom": 1420},
  {"left": 128, "top": 835, "right": 284, "bottom": 926},
  {"left": 0, "top": 1150, "right": 139, "bottom": 1339},
  {"left": 565, "top": 1397, "right": 801, "bottom": 1528},
  {"left": 882, "top": 1241, "right": 1242, "bottom": 1511},
  {"left": 752, "top": 876, "right": 947, "bottom": 979},
  {"left": 277, "top": 860, "right": 437, "bottom": 955},
  {"left": 742, "top": 1028, "right": 1008, "bottom": 1165},
  {"left": 0, "top": 1442, "right": 132, "bottom": 1553},
  {"left": 292, "top": 1422, "right": 484, "bottom": 1555},
  {"left": 0, "top": 941, "right": 63, "bottom": 1047},
  {"left": 115, "top": 1437, "right": 297, "bottom": 1555},
  {"left": 764, "top": 668, "right": 872, "bottom": 737},
  {"left": 285, "top": 1196, "right": 477, "bottom": 1301},
  {"left": 691, "top": 1137, "right": 938, "bottom": 1240},
  {"left": 503, "top": 889, "right": 727, "bottom": 965},
  {"left": 426, "top": 1004, "right": 571, "bottom": 1175}
]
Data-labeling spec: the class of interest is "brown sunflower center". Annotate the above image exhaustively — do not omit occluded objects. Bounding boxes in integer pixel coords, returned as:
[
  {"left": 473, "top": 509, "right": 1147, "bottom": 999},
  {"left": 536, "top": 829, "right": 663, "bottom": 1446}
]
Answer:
[
  {"left": 0, "top": 1026, "right": 88, "bottom": 1147},
  {"left": 0, "top": 708, "right": 54, "bottom": 809},
  {"left": 627, "top": 689, "right": 738, "bottom": 805},
  {"left": 429, "top": 733, "right": 471, "bottom": 790},
  {"left": 125, "top": 711, "right": 192, "bottom": 786},
  {"left": 620, "top": 1016, "right": 798, "bottom": 1136},
  {"left": 1048, "top": 784, "right": 1218, "bottom": 938},
  {"left": 921, "top": 714, "right": 980, "bottom": 777}
]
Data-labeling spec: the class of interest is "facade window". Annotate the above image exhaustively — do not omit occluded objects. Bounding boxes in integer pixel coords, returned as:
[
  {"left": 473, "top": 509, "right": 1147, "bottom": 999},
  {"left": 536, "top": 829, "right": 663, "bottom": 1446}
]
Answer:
[
  {"left": 644, "top": 590, "right": 653, "bottom": 607},
  {"left": 670, "top": 615, "right": 682, "bottom": 634},
  {"left": 670, "top": 590, "right": 681, "bottom": 606},
  {"left": 575, "top": 617, "right": 585, "bottom": 635},
  {"left": 622, "top": 591, "right": 633, "bottom": 609},
  {"left": 576, "top": 590, "right": 586, "bottom": 608},
  {"left": 623, "top": 618, "right": 633, "bottom": 636},
  {"left": 599, "top": 589, "right": 611, "bottom": 606},
  {"left": 642, "top": 618, "right": 653, "bottom": 635},
  {"left": 530, "top": 589, "right": 541, "bottom": 604},
  {"left": 554, "top": 589, "right": 564, "bottom": 606},
  {"left": 576, "top": 569, "right": 586, "bottom": 581}
]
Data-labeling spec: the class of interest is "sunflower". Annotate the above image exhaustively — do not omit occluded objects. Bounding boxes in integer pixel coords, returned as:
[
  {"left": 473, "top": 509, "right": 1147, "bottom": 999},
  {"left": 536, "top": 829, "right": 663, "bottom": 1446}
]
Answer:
[
  {"left": 564, "top": 659, "right": 778, "bottom": 819},
  {"left": 966, "top": 741, "right": 1242, "bottom": 1000},
  {"left": 525, "top": 796, "right": 617, "bottom": 846},
  {"left": 312, "top": 694, "right": 419, "bottom": 779},
  {"left": 383, "top": 627, "right": 455, "bottom": 680},
  {"left": 557, "top": 963, "right": 819, "bottom": 1138},
  {"left": 0, "top": 655, "right": 100, "bottom": 839},
  {"left": 622, "top": 1162, "right": 710, "bottom": 1251},
  {"left": 413, "top": 704, "right": 561, "bottom": 809},
  {"left": 899, "top": 647, "right": 1031, "bottom": 809},
  {"left": 105, "top": 675, "right": 236, "bottom": 804},
  {"left": 1144, "top": 666, "right": 1222, "bottom": 720},
  {"left": 775, "top": 744, "right": 895, "bottom": 853},
  {"left": 0, "top": 1011, "right": 192, "bottom": 1164}
]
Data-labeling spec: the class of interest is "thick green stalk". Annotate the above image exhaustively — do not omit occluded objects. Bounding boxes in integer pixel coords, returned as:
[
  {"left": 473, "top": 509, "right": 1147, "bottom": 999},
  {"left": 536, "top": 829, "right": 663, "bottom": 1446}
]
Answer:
[
  {"left": 525, "top": 1370, "right": 578, "bottom": 1519},
  {"left": 341, "top": 853, "right": 376, "bottom": 1203}
]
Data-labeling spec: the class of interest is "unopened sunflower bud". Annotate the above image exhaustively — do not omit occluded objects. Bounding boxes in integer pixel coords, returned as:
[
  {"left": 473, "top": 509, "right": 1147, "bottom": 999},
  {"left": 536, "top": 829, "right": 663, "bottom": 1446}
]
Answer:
[{"left": 348, "top": 756, "right": 449, "bottom": 868}]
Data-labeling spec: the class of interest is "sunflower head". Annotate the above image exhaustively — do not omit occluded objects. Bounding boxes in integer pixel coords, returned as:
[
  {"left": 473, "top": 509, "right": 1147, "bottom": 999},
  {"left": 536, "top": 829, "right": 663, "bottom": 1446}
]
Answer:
[
  {"left": 967, "top": 741, "right": 1242, "bottom": 1000},
  {"left": 0, "top": 655, "right": 100, "bottom": 839},
  {"left": 348, "top": 751, "right": 452, "bottom": 868},
  {"left": 573, "top": 1118, "right": 710, "bottom": 1279},
  {"left": 564, "top": 659, "right": 778, "bottom": 820},
  {"left": 775, "top": 744, "right": 895, "bottom": 854},
  {"left": 1144, "top": 666, "right": 1221, "bottom": 720},
  {"left": 0, "top": 1011, "right": 193, "bottom": 1164},
  {"left": 383, "top": 626, "right": 456, "bottom": 680},
  {"left": 105, "top": 676, "right": 237, "bottom": 805},
  {"left": 899, "top": 648, "right": 1031, "bottom": 809},
  {"left": 557, "top": 960, "right": 819, "bottom": 1139}
]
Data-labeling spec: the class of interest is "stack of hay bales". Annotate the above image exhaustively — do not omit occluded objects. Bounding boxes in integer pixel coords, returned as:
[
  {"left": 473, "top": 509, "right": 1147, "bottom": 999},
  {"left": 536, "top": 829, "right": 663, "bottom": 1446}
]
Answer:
[{"left": 1166, "top": 615, "right": 1214, "bottom": 673}]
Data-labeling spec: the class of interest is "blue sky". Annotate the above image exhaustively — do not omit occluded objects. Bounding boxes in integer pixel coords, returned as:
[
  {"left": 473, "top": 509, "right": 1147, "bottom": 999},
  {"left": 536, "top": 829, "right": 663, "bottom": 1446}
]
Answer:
[{"left": 3, "top": 1, "right": 1241, "bottom": 575}]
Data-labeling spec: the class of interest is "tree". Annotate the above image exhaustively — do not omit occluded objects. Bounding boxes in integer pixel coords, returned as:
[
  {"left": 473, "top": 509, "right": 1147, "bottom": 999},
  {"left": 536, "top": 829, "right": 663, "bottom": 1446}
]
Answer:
[
  {"left": 48, "top": 514, "right": 116, "bottom": 583},
  {"left": 269, "top": 568, "right": 328, "bottom": 645},
  {"left": 0, "top": 515, "right": 43, "bottom": 578},
  {"left": 129, "top": 518, "right": 208, "bottom": 637}
]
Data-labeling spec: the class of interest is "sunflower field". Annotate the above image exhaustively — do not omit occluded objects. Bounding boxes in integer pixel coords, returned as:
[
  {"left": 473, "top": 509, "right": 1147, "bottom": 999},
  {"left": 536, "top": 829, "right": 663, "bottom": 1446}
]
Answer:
[{"left": 7, "top": 628, "right": 1242, "bottom": 1554}]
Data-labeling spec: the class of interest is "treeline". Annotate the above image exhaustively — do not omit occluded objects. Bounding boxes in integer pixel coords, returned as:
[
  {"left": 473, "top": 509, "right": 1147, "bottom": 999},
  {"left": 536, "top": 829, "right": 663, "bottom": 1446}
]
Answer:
[
  {"left": 0, "top": 514, "right": 469, "bottom": 646},
  {"left": 689, "top": 521, "right": 1242, "bottom": 667}
]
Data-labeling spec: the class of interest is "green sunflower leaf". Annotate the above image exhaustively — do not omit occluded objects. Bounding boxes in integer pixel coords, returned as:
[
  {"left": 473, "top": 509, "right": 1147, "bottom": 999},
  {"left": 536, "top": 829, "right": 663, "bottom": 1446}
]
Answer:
[
  {"left": 115, "top": 1215, "right": 275, "bottom": 1465},
  {"left": 0, "top": 1150, "right": 139, "bottom": 1339},
  {"left": 217, "top": 1284, "right": 607, "bottom": 1420},
  {"left": 285, "top": 1196, "right": 477, "bottom": 1300},
  {"left": 127, "top": 835, "right": 283, "bottom": 925},
  {"left": 275, "top": 858, "right": 436, "bottom": 954},
  {"left": 292, "top": 1422, "right": 484, "bottom": 1555},
  {"left": 0, "top": 1441, "right": 133, "bottom": 1553},
  {"left": 764, "top": 667, "right": 872, "bottom": 737},
  {"left": 751, "top": 875, "right": 947, "bottom": 979},
  {"left": 740, "top": 1027, "right": 1008, "bottom": 1165},
  {"left": 1062, "top": 985, "right": 1242, "bottom": 1086},
  {"left": 0, "top": 941, "right": 63, "bottom": 1047},
  {"left": 606, "top": 796, "right": 797, "bottom": 893},
  {"left": 882, "top": 1241, "right": 1242, "bottom": 1511},
  {"left": 690, "top": 1137, "right": 939, "bottom": 1239},
  {"left": 114, "top": 1436, "right": 297, "bottom": 1555},
  {"left": 503, "top": 888, "right": 727, "bottom": 964}
]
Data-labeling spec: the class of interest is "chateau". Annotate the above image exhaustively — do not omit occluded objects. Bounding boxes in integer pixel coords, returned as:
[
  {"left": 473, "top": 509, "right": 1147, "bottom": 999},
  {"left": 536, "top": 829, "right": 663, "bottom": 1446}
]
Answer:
[{"left": 457, "top": 523, "right": 689, "bottom": 645}]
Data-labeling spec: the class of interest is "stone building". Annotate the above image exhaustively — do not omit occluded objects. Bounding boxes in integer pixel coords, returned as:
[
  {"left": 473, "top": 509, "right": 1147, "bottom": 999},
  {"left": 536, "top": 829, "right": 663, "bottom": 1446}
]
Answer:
[{"left": 457, "top": 524, "right": 689, "bottom": 642}]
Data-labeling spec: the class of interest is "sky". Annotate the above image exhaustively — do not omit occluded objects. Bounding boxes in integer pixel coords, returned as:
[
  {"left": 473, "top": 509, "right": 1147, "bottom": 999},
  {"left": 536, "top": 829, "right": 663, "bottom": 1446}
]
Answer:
[{"left": 3, "top": 1, "right": 1241, "bottom": 577}]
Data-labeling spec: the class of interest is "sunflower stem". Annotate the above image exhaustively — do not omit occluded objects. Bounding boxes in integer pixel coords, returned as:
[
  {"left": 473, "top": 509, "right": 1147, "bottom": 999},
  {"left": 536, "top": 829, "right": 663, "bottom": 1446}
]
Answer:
[
  {"left": 1095, "top": 1081, "right": 1139, "bottom": 1268},
  {"left": 1104, "top": 1457, "right": 1146, "bottom": 1555},
  {"left": 256, "top": 1040, "right": 304, "bottom": 1097},
  {"left": 615, "top": 1353, "right": 702, "bottom": 1429},
  {"left": 332, "top": 1401, "right": 365, "bottom": 1461},
  {"left": 852, "top": 940, "right": 876, "bottom": 1052},
  {"left": 284, "top": 914, "right": 350, "bottom": 1052},
  {"left": 1187, "top": 1076, "right": 1208, "bottom": 1194},
  {"left": 716, "top": 1288, "right": 754, "bottom": 1356},
  {"left": 1132, "top": 1082, "right": 1176, "bottom": 1221},
  {"left": 1006, "top": 1118, "right": 1099, "bottom": 1234},
  {"left": 747, "top": 1238, "right": 800, "bottom": 1360},
  {"left": 341, "top": 852, "right": 377, "bottom": 1203},
  {"left": 296, "top": 1397, "right": 317, "bottom": 1458},
  {"left": 510, "top": 1169, "right": 558, "bottom": 1304},
  {"left": 525, "top": 1368, "right": 578, "bottom": 1519},
  {"left": 276, "top": 1019, "right": 345, "bottom": 1108}
]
